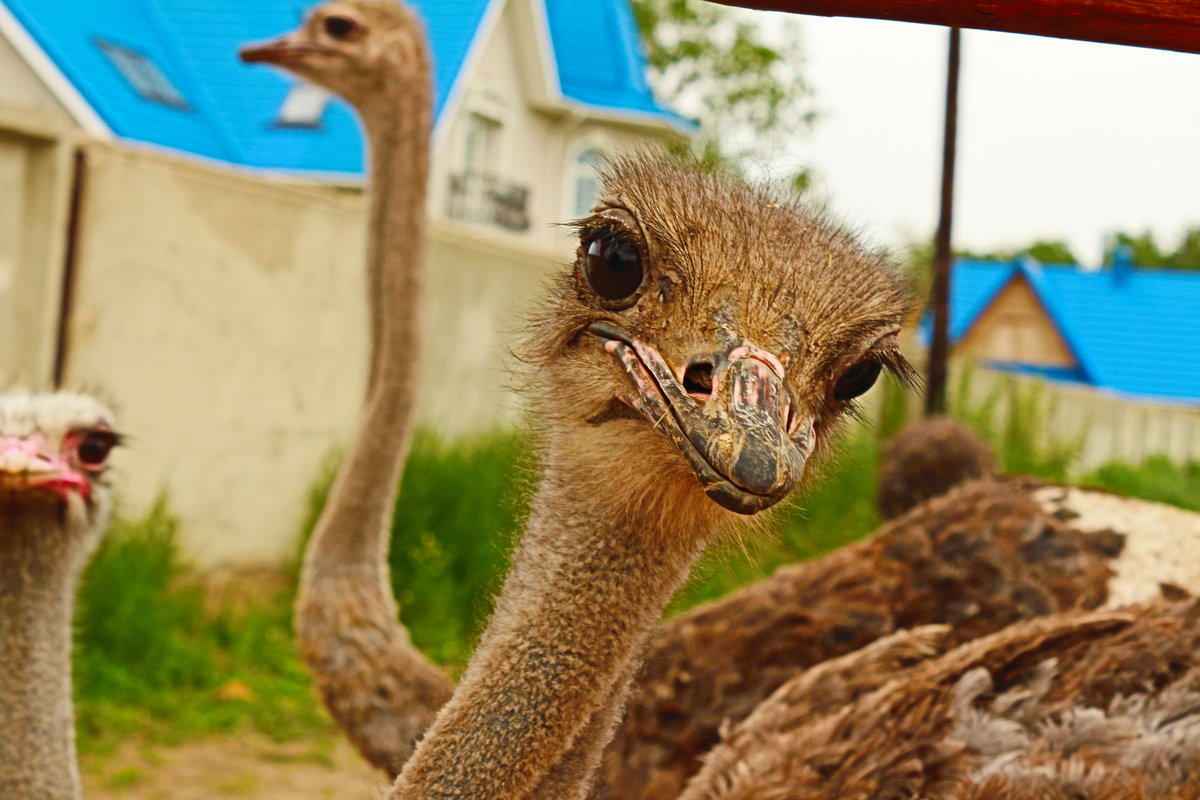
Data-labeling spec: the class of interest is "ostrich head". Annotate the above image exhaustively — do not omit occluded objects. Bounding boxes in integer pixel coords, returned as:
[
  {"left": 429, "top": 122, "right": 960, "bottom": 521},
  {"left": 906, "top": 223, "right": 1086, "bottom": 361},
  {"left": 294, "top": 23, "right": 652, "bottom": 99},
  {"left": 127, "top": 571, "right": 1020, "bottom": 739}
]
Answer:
[
  {"left": 528, "top": 155, "right": 914, "bottom": 522},
  {"left": 0, "top": 392, "right": 120, "bottom": 548},
  {"left": 239, "top": 0, "right": 426, "bottom": 106}
]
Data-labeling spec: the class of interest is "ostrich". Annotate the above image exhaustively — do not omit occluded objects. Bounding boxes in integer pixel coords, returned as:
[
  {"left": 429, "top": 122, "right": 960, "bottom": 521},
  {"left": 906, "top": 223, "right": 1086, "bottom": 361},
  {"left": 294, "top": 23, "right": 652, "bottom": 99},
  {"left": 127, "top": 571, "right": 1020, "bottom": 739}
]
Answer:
[
  {"left": 599, "top": 474, "right": 1126, "bottom": 800},
  {"left": 240, "top": 0, "right": 453, "bottom": 777},
  {"left": 384, "top": 152, "right": 913, "bottom": 800},
  {"left": 366, "top": 144, "right": 1200, "bottom": 798},
  {"left": 0, "top": 392, "right": 120, "bottom": 800}
]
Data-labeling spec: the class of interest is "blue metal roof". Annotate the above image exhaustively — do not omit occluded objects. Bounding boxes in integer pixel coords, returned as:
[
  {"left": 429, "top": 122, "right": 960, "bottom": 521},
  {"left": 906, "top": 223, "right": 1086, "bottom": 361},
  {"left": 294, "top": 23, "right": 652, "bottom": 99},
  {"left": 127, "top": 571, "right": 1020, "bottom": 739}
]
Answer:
[
  {"left": 943, "top": 258, "right": 1200, "bottom": 405},
  {"left": 3, "top": 0, "right": 679, "bottom": 173},
  {"left": 544, "top": 0, "right": 690, "bottom": 126}
]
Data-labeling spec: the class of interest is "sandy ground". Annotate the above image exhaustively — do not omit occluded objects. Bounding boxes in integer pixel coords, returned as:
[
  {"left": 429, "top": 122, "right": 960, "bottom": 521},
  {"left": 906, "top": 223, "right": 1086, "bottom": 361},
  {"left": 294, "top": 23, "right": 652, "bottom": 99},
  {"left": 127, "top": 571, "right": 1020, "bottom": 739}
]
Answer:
[{"left": 82, "top": 734, "right": 387, "bottom": 800}]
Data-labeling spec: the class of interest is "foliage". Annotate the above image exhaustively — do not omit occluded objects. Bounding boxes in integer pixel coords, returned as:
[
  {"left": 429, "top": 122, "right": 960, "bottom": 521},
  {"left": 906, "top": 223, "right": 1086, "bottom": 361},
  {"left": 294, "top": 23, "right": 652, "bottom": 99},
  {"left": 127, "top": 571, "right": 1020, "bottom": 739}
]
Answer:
[
  {"left": 631, "top": 0, "right": 816, "bottom": 190},
  {"left": 958, "top": 239, "right": 1080, "bottom": 266},
  {"left": 947, "top": 367, "right": 1081, "bottom": 482},
  {"left": 1104, "top": 227, "right": 1200, "bottom": 271}
]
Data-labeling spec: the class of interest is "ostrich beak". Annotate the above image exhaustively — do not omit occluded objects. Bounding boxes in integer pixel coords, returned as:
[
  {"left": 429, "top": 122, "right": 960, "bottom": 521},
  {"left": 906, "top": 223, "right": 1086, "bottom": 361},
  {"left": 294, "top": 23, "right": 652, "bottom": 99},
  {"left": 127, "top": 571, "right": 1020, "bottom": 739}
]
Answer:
[
  {"left": 239, "top": 36, "right": 325, "bottom": 65},
  {"left": 0, "top": 436, "right": 88, "bottom": 501},
  {"left": 590, "top": 323, "right": 808, "bottom": 514}
]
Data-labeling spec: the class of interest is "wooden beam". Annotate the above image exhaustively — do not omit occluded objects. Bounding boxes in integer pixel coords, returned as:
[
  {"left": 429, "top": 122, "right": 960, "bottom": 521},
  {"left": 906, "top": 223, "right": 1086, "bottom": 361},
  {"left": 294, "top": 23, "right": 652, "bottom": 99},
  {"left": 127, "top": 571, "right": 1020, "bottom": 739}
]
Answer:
[{"left": 711, "top": 1, "right": 1200, "bottom": 55}]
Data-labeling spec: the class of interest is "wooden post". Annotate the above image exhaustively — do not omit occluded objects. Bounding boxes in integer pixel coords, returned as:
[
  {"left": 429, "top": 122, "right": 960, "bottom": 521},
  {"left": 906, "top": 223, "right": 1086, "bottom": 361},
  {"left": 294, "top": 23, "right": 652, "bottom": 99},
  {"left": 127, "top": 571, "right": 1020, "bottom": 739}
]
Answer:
[{"left": 925, "top": 27, "right": 960, "bottom": 417}]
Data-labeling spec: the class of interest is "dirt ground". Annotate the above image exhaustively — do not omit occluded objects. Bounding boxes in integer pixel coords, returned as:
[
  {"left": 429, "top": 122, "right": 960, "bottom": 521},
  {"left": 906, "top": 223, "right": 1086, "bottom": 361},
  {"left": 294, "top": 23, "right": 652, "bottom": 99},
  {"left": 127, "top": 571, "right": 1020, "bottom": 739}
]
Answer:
[{"left": 82, "top": 734, "right": 386, "bottom": 800}]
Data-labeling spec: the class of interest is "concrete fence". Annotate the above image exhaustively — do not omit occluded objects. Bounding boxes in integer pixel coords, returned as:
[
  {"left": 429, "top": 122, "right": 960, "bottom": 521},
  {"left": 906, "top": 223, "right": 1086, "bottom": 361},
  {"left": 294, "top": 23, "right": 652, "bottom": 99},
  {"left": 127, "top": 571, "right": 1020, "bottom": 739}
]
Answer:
[
  {"left": 945, "top": 364, "right": 1200, "bottom": 473},
  {"left": 60, "top": 141, "right": 559, "bottom": 567}
]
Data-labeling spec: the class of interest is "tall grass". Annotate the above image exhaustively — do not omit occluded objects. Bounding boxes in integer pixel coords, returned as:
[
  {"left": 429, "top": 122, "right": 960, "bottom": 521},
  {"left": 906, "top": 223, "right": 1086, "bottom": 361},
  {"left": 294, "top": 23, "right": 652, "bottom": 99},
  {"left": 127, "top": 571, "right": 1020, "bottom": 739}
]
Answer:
[
  {"left": 387, "top": 430, "right": 528, "bottom": 666},
  {"left": 947, "top": 366, "right": 1081, "bottom": 481},
  {"left": 74, "top": 504, "right": 326, "bottom": 753}
]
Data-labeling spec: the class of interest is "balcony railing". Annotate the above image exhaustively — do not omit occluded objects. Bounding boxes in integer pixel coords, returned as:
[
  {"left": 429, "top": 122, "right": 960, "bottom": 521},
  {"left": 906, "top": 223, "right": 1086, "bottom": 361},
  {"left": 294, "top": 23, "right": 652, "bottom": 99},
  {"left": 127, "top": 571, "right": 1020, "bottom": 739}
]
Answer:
[{"left": 447, "top": 172, "right": 530, "bottom": 232}]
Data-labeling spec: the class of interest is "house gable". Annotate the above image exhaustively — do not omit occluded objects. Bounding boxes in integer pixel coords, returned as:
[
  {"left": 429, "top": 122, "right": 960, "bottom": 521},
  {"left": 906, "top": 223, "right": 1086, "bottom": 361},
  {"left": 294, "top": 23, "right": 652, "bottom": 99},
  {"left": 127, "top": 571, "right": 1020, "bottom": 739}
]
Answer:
[
  {"left": 958, "top": 273, "right": 1078, "bottom": 369},
  {"left": 947, "top": 258, "right": 1200, "bottom": 404}
]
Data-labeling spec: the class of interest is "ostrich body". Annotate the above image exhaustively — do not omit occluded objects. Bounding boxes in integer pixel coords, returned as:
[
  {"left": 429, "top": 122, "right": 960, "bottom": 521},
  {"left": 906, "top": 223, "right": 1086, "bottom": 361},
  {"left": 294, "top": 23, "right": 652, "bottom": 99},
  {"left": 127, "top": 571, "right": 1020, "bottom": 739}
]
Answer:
[
  {"left": 241, "top": 0, "right": 451, "bottom": 776},
  {"left": 678, "top": 599, "right": 1200, "bottom": 800},
  {"left": 385, "top": 154, "right": 912, "bottom": 800},
  {"left": 0, "top": 392, "right": 119, "bottom": 800},
  {"left": 599, "top": 475, "right": 1124, "bottom": 799},
  {"left": 600, "top": 465, "right": 1200, "bottom": 798}
]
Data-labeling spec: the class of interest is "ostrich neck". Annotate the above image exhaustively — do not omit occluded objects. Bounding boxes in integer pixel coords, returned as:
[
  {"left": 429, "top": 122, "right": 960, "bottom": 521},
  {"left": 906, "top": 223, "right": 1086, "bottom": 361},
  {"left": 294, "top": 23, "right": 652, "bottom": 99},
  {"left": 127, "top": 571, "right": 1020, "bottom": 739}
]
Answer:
[
  {"left": 304, "top": 71, "right": 431, "bottom": 574},
  {"left": 0, "top": 509, "right": 91, "bottom": 800},
  {"left": 389, "top": 443, "right": 715, "bottom": 800}
]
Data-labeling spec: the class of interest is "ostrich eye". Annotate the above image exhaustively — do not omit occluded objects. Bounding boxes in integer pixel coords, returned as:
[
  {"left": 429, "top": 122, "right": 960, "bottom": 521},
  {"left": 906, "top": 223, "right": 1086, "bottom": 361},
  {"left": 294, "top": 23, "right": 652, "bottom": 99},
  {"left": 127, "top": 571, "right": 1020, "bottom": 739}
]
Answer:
[
  {"left": 323, "top": 15, "right": 360, "bottom": 39},
  {"left": 75, "top": 430, "right": 118, "bottom": 468},
  {"left": 582, "top": 233, "right": 644, "bottom": 306},
  {"left": 833, "top": 359, "right": 882, "bottom": 402}
]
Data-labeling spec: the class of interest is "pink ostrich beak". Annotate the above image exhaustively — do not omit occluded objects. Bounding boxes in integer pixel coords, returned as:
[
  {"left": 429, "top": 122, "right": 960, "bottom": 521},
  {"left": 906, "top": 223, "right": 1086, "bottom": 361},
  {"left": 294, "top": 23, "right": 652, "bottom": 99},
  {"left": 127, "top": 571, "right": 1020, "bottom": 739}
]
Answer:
[{"left": 0, "top": 435, "right": 89, "bottom": 501}]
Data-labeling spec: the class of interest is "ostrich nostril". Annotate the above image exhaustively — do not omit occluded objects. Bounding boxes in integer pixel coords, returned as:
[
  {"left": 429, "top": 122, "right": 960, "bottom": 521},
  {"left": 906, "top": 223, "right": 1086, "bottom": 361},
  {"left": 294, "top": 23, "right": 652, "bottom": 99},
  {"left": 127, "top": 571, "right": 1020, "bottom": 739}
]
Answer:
[{"left": 683, "top": 361, "right": 715, "bottom": 400}]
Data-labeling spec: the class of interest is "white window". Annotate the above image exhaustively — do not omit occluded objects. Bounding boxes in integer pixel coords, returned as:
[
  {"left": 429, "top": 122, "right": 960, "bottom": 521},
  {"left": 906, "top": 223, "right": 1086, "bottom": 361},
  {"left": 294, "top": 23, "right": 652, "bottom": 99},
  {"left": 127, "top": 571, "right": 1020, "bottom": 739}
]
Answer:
[
  {"left": 277, "top": 82, "right": 332, "bottom": 128},
  {"left": 464, "top": 113, "right": 501, "bottom": 177},
  {"left": 571, "top": 148, "right": 604, "bottom": 218}
]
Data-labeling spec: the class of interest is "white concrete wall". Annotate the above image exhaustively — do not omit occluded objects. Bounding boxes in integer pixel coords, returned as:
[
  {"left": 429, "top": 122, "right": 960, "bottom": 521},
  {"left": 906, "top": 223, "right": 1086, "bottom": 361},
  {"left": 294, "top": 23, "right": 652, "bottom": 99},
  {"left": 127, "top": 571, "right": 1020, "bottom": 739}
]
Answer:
[
  {"left": 0, "top": 101, "right": 75, "bottom": 387},
  {"left": 62, "top": 141, "right": 557, "bottom": 566}
]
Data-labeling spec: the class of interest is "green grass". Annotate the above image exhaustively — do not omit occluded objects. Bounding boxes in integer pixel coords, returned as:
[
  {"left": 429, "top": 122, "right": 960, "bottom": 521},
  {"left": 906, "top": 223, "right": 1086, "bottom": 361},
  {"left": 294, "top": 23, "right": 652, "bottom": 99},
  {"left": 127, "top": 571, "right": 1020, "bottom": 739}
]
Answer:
[
  {"left": 671, "top": 432, "right": 885, "bottom": 611},
  {"left": 73, "top": 408, "right": 1200, "bottom": 754},
  {"left": 1082, "top": 455, "right": 1200, "bottom": 512},
  {"left": 73, "top": 503, "right": 327, "bottom": 754},
  {"left": 947, "top": 367, "right": 1082, "bottom": 482},
  {"left": 387, "top": 429, "right": 528, "bottom": 667}
]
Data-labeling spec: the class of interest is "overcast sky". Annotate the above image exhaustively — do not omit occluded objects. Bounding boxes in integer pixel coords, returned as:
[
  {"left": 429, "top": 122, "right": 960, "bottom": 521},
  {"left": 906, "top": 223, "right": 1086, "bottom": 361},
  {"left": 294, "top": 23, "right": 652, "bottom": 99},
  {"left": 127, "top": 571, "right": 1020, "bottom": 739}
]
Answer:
[{"left": 740, "top": 12, "right": 1200, "bottom": 266}]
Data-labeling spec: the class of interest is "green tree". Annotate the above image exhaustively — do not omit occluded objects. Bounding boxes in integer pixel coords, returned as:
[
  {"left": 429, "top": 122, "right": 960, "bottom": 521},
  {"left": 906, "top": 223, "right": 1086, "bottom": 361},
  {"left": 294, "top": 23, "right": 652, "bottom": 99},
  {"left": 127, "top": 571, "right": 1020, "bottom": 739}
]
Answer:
[
  {"left": 958, "top": 239, "right": 1079, "bottom": 265},
  {"left": 1174, "top": 228, "right": 1200, "bottom": 270},
  {"left": 631, "top": 0, "right": 816, "bottom": 191},
  {"left": 1106, "top": 230, "right": 1168, "bottom": 268},
  {"left": 1105, "top": 227, "right": 1200, "bottom": 270}
]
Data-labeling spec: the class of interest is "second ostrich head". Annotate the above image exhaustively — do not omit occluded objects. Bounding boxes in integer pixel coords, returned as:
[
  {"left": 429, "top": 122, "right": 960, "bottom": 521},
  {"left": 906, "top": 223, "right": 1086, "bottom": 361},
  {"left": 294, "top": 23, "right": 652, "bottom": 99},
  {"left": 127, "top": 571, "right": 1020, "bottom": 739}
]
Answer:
[
  {"left": 0, "top": 392, "right": 119, "bottom": 556},
  {"left": 528, "top": 155, "right": 913, "bottom": 522},
  {"left": 239, "top": 0, "right": 426, "bottom": 107}
]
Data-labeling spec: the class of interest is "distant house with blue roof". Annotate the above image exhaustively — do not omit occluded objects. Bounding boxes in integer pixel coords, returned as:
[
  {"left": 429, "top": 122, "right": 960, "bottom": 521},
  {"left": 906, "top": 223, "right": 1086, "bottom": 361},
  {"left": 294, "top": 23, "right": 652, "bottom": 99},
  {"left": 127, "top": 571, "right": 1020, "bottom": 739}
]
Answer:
[{"left": 943, "top": 252, "right": 1200, "bottom": 406}]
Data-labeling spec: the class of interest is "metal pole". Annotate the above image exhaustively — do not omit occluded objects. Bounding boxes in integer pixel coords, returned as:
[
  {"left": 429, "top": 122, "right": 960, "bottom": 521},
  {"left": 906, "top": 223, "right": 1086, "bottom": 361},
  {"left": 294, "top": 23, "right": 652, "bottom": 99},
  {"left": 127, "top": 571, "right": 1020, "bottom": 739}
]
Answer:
[{"left": 925, "top": 27, "right": 961, "bottom": 417}]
